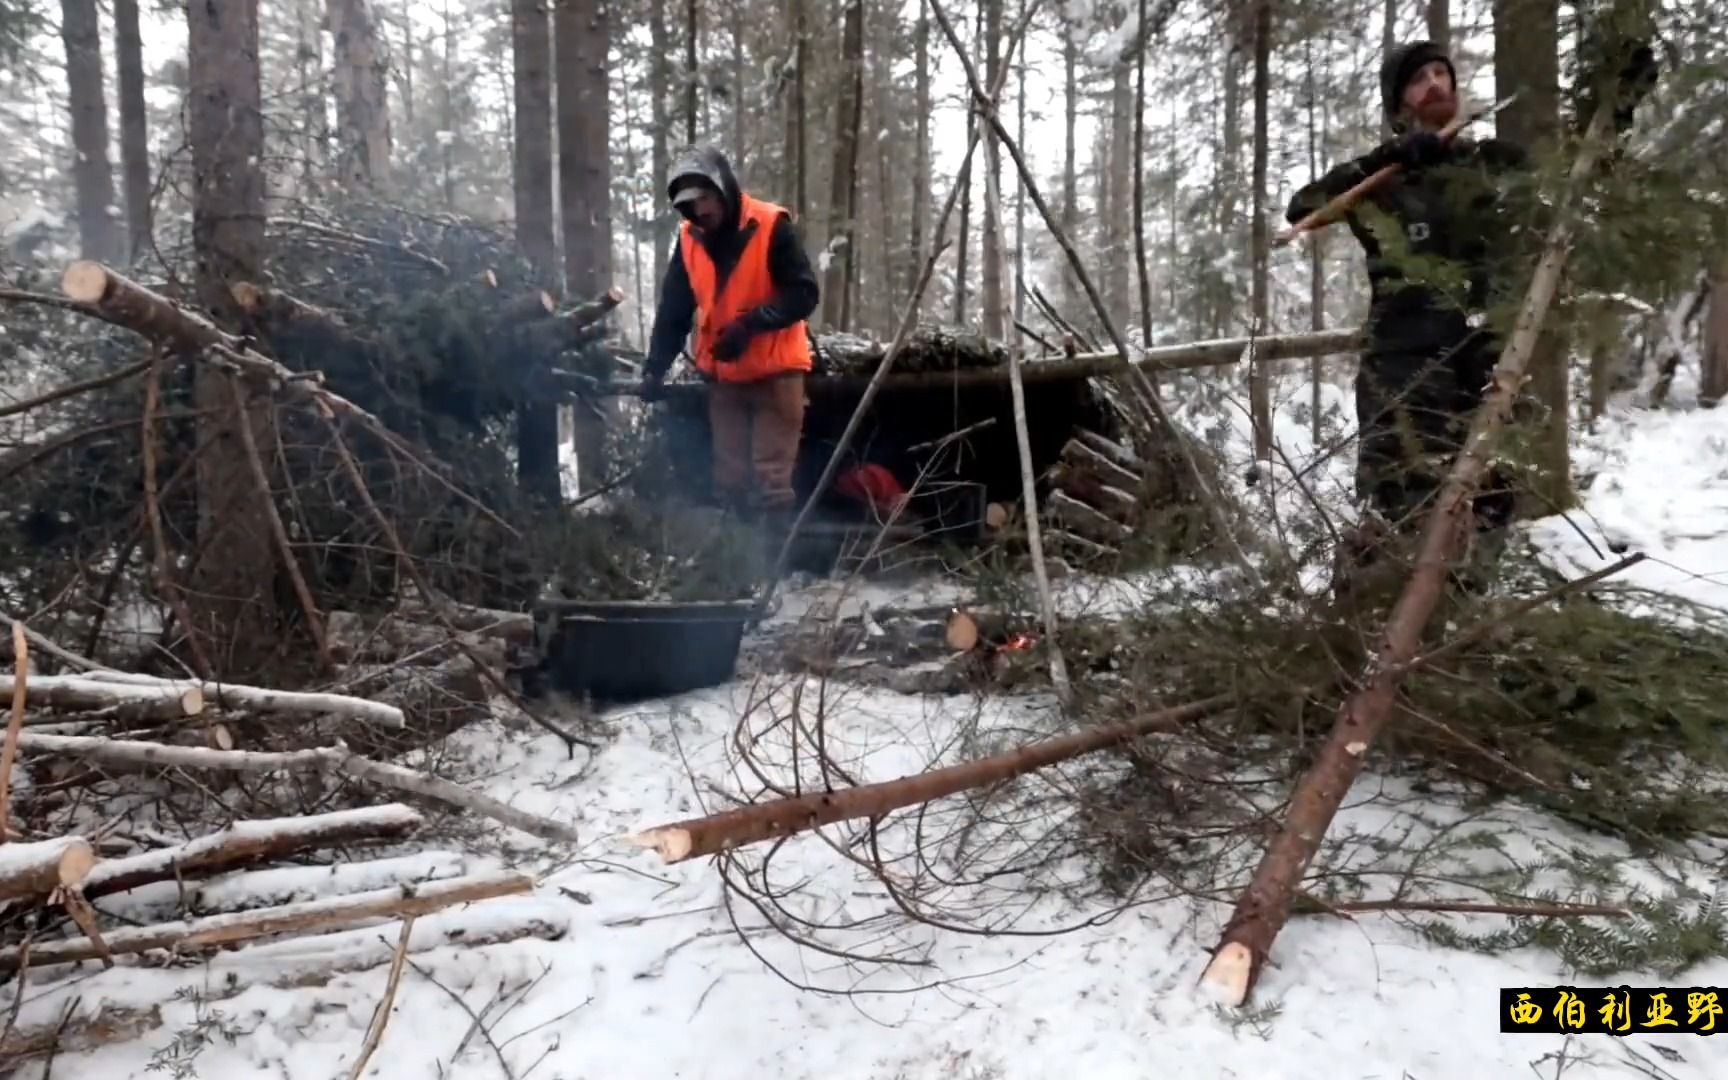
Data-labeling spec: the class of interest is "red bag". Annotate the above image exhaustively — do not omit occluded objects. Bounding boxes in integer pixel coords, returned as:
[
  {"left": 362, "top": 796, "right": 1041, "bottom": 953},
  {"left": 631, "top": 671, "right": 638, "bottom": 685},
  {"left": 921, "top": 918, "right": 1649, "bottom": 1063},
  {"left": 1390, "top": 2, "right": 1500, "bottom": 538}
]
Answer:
[{"left": 835, "top": 463, "right": 908, "bottom": 516}]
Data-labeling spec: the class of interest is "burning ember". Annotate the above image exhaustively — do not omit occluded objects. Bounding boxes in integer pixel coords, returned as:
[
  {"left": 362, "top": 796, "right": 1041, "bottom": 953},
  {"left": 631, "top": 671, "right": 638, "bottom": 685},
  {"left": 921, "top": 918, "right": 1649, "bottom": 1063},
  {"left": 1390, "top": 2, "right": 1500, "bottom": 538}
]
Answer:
[{"left": 996, "top": 632, "right": 1038, "bottom": 653}]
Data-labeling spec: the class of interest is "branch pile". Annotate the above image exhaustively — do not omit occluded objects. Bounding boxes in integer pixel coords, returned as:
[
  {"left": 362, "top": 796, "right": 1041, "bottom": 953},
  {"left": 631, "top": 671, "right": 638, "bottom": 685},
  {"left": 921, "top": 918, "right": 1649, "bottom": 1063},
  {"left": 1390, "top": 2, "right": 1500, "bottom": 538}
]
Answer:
[{"left": 0, "top": 803, "right": 566, "bottom": 1064}]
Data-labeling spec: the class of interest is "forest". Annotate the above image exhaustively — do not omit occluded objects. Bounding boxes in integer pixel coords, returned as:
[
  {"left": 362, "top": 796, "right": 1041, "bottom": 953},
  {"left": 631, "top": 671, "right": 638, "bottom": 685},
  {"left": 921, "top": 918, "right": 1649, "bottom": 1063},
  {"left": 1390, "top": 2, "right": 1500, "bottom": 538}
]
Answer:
[{"left": 2, "top": 0, "right": 1728, "bottom": 1075}]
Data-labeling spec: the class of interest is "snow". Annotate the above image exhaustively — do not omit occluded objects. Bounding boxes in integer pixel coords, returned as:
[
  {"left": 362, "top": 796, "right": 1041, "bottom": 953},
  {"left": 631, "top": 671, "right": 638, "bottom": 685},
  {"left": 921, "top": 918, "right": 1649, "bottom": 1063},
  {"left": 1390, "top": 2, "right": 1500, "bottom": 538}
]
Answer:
[{"left": 21, "top": 378, "right": 1728, "bottom": 1078}]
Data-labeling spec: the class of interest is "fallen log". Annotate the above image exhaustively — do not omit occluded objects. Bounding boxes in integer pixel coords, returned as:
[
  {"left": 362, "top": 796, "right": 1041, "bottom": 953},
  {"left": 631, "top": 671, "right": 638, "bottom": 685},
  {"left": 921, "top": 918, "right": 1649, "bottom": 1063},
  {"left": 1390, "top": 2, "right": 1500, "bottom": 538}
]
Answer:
[
  {"left": 13, "top": 733, "right": 581, "bottom": 845},
  {"left": 614, "top": 326, "right": 1363, "bottom": 400},
  {"left": 98, "top": 851, "right": 471, "bottom": 923},
  {"left": 1048, "top": 490, "right": 1132, "bottom": 543},
  {"left": 631, "top": 694, "right": 1230, "bottom": 864},
  {"left": 231, "top": 281, "right": 348, "bottom": 332},
  {"left": 76, "top": 669, "right": 403, "bottom": 729},
  {"left": 0, "top": 871, "right": 532, "bottom": 972},
  {"left": 1046, "top": 529, "right": 1119, "bottom": 564},
  {"left": 0, "top": 835, "right": 97, "bottom": 903},
  {"left": 564, "top": 285, "right": 626, "bottom": 332},
  {"left": 0, "top": 1004, "right": 162, "bottom": 1062},
  {"left": 82, "top": 804, "right": 424, "bottom": 900},
  {"left": 1197, "top": 102, "right": 1624, "bottom": 1009},
  {"left": 0, "top": 673, "right": 203, "bottom": 720}
]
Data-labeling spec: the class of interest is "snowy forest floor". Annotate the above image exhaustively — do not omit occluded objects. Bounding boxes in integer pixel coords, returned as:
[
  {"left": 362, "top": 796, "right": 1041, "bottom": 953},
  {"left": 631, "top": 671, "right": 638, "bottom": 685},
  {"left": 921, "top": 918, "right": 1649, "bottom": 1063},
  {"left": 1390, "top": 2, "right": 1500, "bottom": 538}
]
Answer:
[{"left": 16, "top": 381, "right": 1728, "bottom": 1080}]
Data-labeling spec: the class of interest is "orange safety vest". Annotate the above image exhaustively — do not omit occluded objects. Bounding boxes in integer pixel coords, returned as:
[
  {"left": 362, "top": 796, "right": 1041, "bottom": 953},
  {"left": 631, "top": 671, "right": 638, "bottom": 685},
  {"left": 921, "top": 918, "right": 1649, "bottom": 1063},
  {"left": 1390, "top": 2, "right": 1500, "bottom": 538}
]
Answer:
[{"left": 679, "top": 193, "right": 814, "bottom": 384}]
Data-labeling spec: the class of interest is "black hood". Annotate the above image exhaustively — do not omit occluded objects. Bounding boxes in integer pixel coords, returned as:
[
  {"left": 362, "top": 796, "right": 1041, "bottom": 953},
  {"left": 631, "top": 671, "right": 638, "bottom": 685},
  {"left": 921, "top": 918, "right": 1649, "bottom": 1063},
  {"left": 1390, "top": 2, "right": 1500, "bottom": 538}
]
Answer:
[
  {"left": 1381, "top": 40, "right": 1455, "bottom": 132},
  {"left": 667, "top": 144, "right": 743, "bottom": 231}
]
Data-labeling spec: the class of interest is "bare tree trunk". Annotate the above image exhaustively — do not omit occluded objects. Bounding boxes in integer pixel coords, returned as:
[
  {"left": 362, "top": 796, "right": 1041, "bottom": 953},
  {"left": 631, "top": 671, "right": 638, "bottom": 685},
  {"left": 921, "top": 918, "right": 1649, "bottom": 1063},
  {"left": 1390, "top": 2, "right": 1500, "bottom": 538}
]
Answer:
[
  {"left": 188, "top": 0, "right": 275, "bottom": 677},
  {"left": 437, "top": 0, "right": 457, "bottom": 207},
  {"left": 1306, "top": 36, "right": 1327, "bottom": 443},
  {"left": 59, "top": 0, "right": 120, "bottom": 262},
  {"left": 730, "top": 1, "right": 746, "bottom": 163},
  {"left": 1248, "top": 0, "right": 1272, "bottom": 461},
  {"left": 650, "top": 0, "right": 673, "bottom": 283},
  {"left": 979, "top": 0, "right": 1005, "bottom": 339},
  {"left": 1495, "top": 0, "right": 1569, "bottom": 510},
  {"left": 820, "top": 0, "right": 864, "bottom": 330},
  {"left": 513, "top": 0, "right": 559, "bottom": 499},
  {"left": 1703, "top": 259, "right": 1728, "bottom": 407},
  {"left": 1013, "top": 0, "right": 1027, "bottom": 330},
  {"left": 786, "top": 0, "right": 806, "bottom": 219},
  {"left": 910, "top": 0, "right": 929, "bottom": 303},
  {"left": 328, "top": 0, "right": 393, "bottom": 187},
  {"left": 1426, "top": 0, "right": 1450, "bottom": 51},
  {"left": 512, "top": 0, "right": 556, "bottom": 279},
  {"left": 555, "top": 0, "right": 613, "bottom": 498},
  {"left": 299, "top": 0, "right": 331, "bottom": 194},
  {"left": 1132, "top": 0, "right": 1152, "bottom": 345},
  {"left": 685, "top": 0, "right": 700, "bottom": 142},
  {"left": 113, "top": 0, "right": 152, "bottom": 262},
  {"left": 1382, "top": 0, "right": 1397, "bottom": 136},
  {"left": 1060, "top": 19, "right": 1078, "bottom": 315},
  {"left": 1106, "top": 56, "right": 1133, "bottom": 321}
]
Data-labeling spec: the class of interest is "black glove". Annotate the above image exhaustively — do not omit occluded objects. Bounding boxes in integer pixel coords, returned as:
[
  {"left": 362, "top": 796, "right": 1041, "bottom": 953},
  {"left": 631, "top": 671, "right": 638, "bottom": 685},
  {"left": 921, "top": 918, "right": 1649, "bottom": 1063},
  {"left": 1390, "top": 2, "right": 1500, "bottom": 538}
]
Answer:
[
  {"left": 639, "top": 371, "right": 666, "bottom": 403},
  {"left": 711, "top": 321, "right": 755, "bottom": 363},
  {"left": 1368, "top": 129, "right": 1447, "bottom": 172}
]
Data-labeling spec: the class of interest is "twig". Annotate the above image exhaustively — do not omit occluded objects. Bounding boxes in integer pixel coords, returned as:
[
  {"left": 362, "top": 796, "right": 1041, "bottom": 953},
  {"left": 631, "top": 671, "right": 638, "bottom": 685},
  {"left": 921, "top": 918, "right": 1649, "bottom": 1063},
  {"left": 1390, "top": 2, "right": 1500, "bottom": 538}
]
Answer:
[
  {"left": 227, "top": 375, "right": 337, "bottom": 674},
  {"left": 348, "top": 915, "right": 416, "bottom": 1080},
  {"left": 906, "top": 417, "right": 998, "bottom": 455},
  {"left": 280, "top": 219, "right": 452, "bottom": 275},
  {"left": 407, "top": 959, "right": 518, "bottom": 1080},
  {"left": 0, "top": 621, "right": 24, "bottom": 841},
  {"left": 0, "top": 287, "right": 98, "bottom": 317},
  {"left": 0, "top": 357, "right": 153, "bottom": 421}
]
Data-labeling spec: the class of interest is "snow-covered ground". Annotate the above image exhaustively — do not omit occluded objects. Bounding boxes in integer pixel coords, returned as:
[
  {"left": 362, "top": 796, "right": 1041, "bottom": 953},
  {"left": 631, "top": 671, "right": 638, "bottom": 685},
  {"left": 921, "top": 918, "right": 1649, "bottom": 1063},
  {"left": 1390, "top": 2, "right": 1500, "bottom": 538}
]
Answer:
[{"left": 16, "top": 381, "right": 1728, "bottom": 1079}]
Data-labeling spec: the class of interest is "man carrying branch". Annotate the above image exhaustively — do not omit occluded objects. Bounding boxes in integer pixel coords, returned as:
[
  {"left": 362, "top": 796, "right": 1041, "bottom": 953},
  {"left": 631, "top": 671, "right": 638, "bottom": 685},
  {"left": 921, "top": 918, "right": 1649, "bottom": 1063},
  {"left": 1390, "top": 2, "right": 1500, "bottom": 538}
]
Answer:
[{"left": 1289, "top": 37, "right": 1656, "bottom": 596}]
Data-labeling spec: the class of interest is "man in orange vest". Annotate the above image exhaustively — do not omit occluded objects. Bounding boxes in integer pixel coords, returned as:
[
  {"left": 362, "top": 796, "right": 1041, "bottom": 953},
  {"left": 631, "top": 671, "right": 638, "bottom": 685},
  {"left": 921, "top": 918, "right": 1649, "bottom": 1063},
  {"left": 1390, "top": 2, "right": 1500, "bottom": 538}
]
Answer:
[{"left": 641, "top": 145, "right": 820, "bottom": 529}]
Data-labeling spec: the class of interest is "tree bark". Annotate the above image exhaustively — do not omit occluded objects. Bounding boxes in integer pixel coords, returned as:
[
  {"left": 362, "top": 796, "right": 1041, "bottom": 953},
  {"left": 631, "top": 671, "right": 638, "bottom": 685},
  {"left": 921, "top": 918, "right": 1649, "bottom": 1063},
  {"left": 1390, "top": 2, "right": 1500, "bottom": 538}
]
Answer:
[
  {"left": 554, "top": 0, "right": 613, "bottom": 499},
  {"left": 1494, "top": 0, "right": 1569, "bottom": 509},
  {"left": 785, "top": 0, "right": 806, "bottom": 219},
  {"left": 820, "top": 0, "right": 865, "bottom": 330},
  {"left": 1132, "top": 0, "right": 1152, "bottom": 344},
  {"left": 113, "top": 0, "right": 152, "bottom": 262},
  {"left": 684, "top": 0, "right": 700, "bottom": 142},
  {"left": 1060, "top": 18, "right": 1079, "bottom": 315},
  {"left": 1426, "top": 0, "right": 1450, "bottom": 51},
  {"left": 188, "top": 0, "right": 275, "bottom": 678},
  {"left": 910, "top": 0, "right": 929, "bottom": 305},
  {"left": 512, "top": 0, "right": 557, "bottom": 280},
  {"left": 0, "top": 872, "right": 531, "bottom": 972},
  {"left": 634, "top": 695, "right": 1225, "bottom": 863},
  {"left": 1198, "top": 106, "right": 1621, "bottom": 1008},
  {"left": 82, "top": 805, "right": 423, "bottom": 899},
  {"left": 0, "top": 673, "right": 203, "bottom": 720},
  {"left": 978, "top": 0, "right": 1005, "bottom": 340},
  {"left": 327, "top": 0, "right": 393, "bottom": 187},
  {"left": 1702, "top": 258, "right": 1728, "bottom": 407},
  {"left": 1248, "top": 0, "right": 1273, "bottom": 461},
  {"left": 78, "top": 668, "right": 407, "bottom": 728},
  {"left": 649, "top": 0, "right": 673, "bottom": 284},
  {"left": 59, "top": 0, "right": 120, "bottom": 263}
]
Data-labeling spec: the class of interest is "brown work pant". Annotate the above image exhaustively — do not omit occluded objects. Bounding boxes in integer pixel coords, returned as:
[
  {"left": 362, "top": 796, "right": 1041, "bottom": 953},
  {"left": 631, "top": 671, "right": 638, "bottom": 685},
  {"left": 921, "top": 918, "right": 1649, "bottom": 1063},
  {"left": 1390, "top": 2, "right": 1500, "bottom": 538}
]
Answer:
[{"left": 708, "top": 372, "right": 806, "bottom": 510}]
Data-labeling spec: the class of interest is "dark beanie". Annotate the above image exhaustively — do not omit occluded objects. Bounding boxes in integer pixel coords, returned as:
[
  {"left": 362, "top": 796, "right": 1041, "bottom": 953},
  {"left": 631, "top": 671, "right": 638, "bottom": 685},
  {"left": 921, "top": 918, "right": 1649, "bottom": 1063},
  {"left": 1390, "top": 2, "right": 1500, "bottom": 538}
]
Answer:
[{"left": 1381, "top": 40, "right": 1456, "bottom": 129}]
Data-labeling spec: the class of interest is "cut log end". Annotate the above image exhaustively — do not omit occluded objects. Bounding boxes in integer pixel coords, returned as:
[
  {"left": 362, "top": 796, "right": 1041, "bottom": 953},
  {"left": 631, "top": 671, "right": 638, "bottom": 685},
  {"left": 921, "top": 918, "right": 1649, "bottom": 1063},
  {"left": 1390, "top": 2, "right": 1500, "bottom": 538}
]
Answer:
[
  {"left": 945, "top": 611, "right": 981, "bottom": 653},
  {"left": 537, "top": 290, "right": 556, "bottom": 313},
  {"left": 61, "top": 260, "right": 111, "bottom": 304},
  {"left": 180, "top": 687, "right": 205, "bottom": 716},
  {"left": 1198, "top": 942, "right": 1254, "bottom": 1007},
  {"left": 480, "top": 269, "right": 499, "bottom": 288},
  {"left": 230, "top": 282, "right": 264, "bottom": 312},
  {"left": 58, "top": 838, "right": 98, "bottom": 888},
  {"left": 983, "top": 502, "right": 1009, "bottom": 531},
  {"left": 629, "top": 827, "right": 692, "bottom": 864},
  {"left": 604, "top": 286, "right": 625, "bottom": 304}
]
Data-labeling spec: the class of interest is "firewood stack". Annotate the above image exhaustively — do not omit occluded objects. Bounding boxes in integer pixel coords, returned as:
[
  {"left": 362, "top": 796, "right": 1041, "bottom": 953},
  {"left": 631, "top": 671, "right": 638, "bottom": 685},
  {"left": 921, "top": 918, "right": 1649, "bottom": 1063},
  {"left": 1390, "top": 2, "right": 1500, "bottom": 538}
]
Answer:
[
  {"left": 1043, "top": 428, "right": 1149, "bottom": 567},
  {"left": 0, "top": 804, "right": 565, "bottom": 1062}
]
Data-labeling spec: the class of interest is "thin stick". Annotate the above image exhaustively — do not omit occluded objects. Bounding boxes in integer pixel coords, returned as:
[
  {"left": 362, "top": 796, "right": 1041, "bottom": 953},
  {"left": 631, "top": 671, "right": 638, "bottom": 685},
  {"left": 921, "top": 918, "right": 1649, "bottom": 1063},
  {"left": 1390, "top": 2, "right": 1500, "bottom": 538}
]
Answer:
[
  {"left": 1312, "top": 895, "right": 1632, "bottom": 919},
  {"left": 927, "top": 0, "right": 1259, "bottom": 586},
  {"left": 0, "top": 621, "right": 26, "bottom": 841},
  {"left": 141, "top": 351, "right": 214, "bottom": 678},
  {"left": 0, "top": 357, "right": 153, "bottom": 421},
  {"left": 758, "top": 0, "right": 1042, "bottom": 601},
  {"left": 228, "top": 375, "right": 336, "bottom": 674},
  {"left": 348, "top": 915, "right": 416, "bottom": 1080},
  {"left": 981, "top": 88, "right": 1072, "bottom": 706}
]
